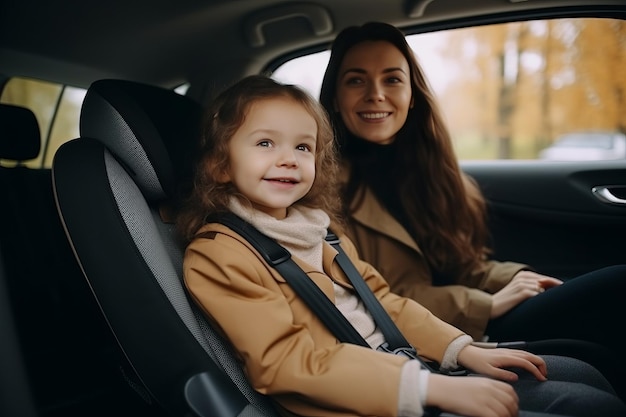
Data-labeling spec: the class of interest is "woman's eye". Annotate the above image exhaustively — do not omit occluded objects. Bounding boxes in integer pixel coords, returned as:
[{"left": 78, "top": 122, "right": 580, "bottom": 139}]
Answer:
[{"left": 345, "top": 77, "right": 363, "bottom": 86}]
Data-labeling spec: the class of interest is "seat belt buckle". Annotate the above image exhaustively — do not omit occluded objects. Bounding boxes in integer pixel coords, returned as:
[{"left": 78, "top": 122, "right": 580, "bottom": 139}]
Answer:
[
  {"left": 377, "top": 342, "right": 439, "bottom": 373},
  {"left": 376, "top": 341, "right": 418, "bottom": 358},
  {"left": 376, "top": 342, "right": 468, "bottom": 375}
]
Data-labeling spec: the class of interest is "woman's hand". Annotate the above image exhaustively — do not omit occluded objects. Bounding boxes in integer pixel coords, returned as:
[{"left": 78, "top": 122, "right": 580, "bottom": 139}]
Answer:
[
  {"left": 457, "top": 345, "right": 548, "bottom": 382},
  {"left": 490, "top": 271, "right": 562, "bottom": 318},
  {"left": 427, "top": 373, "right": 518, "bottom": 417}
]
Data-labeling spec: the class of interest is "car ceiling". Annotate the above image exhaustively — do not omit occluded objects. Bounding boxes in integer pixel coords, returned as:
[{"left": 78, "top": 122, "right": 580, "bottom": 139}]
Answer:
[{"left": 1, "top": 0, "right": 626, "bottom": 96}]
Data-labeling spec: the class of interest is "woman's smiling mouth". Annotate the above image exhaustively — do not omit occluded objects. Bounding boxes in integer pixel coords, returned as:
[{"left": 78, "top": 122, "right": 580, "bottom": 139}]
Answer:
[{"left": 358, "top": 112, "right": 391, "bottom": 120}]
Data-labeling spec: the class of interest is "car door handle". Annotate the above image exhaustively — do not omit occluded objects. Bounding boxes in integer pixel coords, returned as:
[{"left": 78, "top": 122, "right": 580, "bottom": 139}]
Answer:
[{"left": 591, "top": 186, "right": 626, "bottom": 205}]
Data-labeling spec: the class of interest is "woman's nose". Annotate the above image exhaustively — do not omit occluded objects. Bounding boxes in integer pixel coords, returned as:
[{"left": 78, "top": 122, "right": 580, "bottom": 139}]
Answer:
[{"left": 366, "top": 82, "right": 385, "bottom": 101}]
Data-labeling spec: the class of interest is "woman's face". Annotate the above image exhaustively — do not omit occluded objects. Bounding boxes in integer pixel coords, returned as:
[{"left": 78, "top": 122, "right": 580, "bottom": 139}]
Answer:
[{"left": 334, "top": 40, "right": 413, "bottom": 145}]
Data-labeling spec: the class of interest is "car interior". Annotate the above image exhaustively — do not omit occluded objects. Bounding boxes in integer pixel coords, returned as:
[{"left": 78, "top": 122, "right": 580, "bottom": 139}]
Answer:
[{"left": 1, "top": 1, "right": 626, "bottom": 416}]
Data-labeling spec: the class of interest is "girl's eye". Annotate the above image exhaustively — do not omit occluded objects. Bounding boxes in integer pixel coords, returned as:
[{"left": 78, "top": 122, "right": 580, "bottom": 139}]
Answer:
[
  {"left": 257, "top": 140, "right": 272, "bottom": 148},
  {"left": 296, "top": 144, "right": 312, "bottom": 152}
]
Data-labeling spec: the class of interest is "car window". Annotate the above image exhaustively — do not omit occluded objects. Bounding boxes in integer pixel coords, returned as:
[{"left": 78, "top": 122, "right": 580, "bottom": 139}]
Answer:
[
  {"left": 272, "top": 17, "right": 626, "bottom": 161},
  {"left": 1, "top": 77, "right": 86, "bottom": 168},
  {"left": 0, "top": 78, "right": 190, "bottom": 169}
]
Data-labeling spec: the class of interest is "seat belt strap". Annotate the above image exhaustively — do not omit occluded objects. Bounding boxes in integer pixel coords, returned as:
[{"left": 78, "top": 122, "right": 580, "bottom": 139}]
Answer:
[
  {"left": 216, "top": 213, "right": 437, "bottom": 372},
  {"left": 217, "top": 213, "right": 370, "bottom": 348},
  {"left": 324, "top": 231, "right": 439, "bottom": 372},
  {"left": 325, "top": 232, "right": 412, "bottom": 351}
]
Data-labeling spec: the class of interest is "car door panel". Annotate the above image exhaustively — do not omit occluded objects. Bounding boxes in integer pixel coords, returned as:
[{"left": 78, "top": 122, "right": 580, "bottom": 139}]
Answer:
[{"left": 462, "top": 161, "right": 626, "bottom": 279}]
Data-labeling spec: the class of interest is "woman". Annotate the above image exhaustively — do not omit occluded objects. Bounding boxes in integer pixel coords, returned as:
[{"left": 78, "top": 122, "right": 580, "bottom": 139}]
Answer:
[{"left": 319, "top": 21, "right": 626, "bottom": 398}]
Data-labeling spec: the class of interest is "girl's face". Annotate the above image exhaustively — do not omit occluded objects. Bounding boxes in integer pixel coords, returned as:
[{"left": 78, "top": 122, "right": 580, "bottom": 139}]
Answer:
[
  {"left": 334, "top": 40, "right": 413, "bottom": 145},
  {"left": 223, "top": 97, "right": 317, "bottom": 219}
]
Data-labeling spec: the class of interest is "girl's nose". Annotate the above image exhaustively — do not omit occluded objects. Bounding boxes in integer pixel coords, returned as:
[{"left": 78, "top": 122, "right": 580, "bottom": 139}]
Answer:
[{"left": 278, "top": 149, "right": 299, "bottom": 167}]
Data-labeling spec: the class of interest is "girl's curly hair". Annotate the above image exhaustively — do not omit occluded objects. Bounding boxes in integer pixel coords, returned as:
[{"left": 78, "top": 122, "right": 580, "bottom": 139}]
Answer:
[{"left": 177, "top": 75, "right": 343, "bottom": 244}]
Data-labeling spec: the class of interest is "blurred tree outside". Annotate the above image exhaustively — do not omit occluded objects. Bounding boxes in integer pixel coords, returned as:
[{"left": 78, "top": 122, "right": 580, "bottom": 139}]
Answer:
[{"left": 433, "top": 18, "right": 626, "bottom": 159}]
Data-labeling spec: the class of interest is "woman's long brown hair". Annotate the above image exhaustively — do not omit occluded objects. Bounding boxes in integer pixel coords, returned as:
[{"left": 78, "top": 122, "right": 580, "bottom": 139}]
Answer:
[{"left": 319, "top": 22, "right": 490, "bottom": 280}]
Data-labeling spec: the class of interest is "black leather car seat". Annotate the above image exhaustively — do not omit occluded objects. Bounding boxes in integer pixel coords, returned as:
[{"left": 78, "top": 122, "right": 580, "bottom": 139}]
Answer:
[
  {"left": 0, "top": 103, "right": 42, "bottom": 417},
  {"left": 0, "top": 103, "right": 40, "bottom": 164},
  {"left": 0, "top": 102, "right": 164, "bottom": 416},
  {"left": 52, "top": 79, "right": 279, "bottom": 417}
]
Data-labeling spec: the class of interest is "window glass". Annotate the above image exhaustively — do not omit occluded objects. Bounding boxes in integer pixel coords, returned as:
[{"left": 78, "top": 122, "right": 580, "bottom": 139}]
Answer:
[
  {"left": 272, "top": 17, "right": 626, "bottom": 161},
  {"left": 1, "top": 78, "right": 191, "bottom": 168},
  {"left": 44, "top": 86, "right": 85, "bottom": 167},
  {"left": 1, "top": 77, "right": 86, "bottom": 168}
]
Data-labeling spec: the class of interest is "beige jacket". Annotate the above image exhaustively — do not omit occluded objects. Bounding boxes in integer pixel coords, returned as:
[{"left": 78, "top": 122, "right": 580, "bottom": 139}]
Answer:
[
  {"left": 184, "top": 222, "right": 465, "bottom": 417},
  {"left": 346, "top": 185, "right": 528, "bottom": 340}
]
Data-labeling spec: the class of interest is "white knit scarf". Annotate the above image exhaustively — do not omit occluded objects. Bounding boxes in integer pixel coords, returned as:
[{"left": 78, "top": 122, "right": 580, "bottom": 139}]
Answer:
[{"left": 228, "top": 197, "right": 329, "bottom": 271}]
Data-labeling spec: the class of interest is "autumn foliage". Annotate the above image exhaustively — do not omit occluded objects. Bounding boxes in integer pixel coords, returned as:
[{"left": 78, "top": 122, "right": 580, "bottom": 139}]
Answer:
[{"left": 432, "top": 18, "right": 626, "bottom": 159}]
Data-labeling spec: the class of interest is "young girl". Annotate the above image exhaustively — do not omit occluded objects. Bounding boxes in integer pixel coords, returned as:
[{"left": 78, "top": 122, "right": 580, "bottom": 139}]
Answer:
[{"left": 178, "top": 75, "right": 625, "bottom": 417}]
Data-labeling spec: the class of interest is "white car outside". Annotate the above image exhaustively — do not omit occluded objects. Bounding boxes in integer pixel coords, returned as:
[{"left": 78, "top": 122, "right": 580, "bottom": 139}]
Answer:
[{"left": 539, "top": 132, "right": 626, "bottom": 161}]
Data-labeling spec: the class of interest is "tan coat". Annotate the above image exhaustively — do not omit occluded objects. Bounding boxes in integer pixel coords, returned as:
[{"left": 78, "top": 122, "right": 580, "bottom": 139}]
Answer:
[
  {"left": 345, "top": 185, "right": 528, "bottom": 341},
  {"left": 184, "top": 222, "right": 465, "bottom": 417}
]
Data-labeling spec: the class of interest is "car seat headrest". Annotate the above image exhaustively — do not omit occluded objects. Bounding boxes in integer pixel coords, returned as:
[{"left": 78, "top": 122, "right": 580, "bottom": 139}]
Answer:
[
  {"left": 80, "top": 79, "right": 203, "bottom": 201},
  {"left": 0, "top": 103, "right": 41, "bottom": 161}
]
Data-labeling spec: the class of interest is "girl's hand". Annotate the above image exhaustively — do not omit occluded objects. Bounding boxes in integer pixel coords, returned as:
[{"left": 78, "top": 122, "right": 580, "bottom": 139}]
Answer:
[
  {"left": 490, "top": 271, "right": 563, "bottom": 318},
  {"left": 457, "top": 345, "right": 548, "bottom": 382},
  {"left": 427, "top": 374, "right": 518, "bottom": 417}
]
